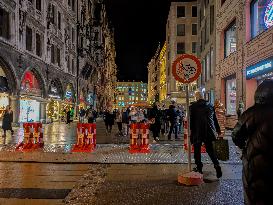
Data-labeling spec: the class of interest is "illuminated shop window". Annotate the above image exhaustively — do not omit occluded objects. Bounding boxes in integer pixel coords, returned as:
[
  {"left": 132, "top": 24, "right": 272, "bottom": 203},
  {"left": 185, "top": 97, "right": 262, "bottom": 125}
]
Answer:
[
  {"left": 251, "top": 0, "right": 273, "bottom": 38},
  {"left": 225, "top": 76, "right": 236, "bottom": 115},
  {"left": 224, "top": 21, "right": 236, "bottom": 57}
]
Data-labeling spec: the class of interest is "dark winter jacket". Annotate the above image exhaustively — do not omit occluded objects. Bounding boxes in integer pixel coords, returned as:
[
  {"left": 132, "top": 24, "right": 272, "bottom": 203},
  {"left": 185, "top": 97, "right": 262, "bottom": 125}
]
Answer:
[
  {"left": 149, "top": 106, "right": 161, "bottom": 131},
  {"left": 167, "top": 106, "right": 177, "bottom": 123},
  {"left": 232, "top": 80, "right": 273, "bottom": 205},
  {"left": 2, "top": 110, "right": 13, "bottom": 131},
  {"left": 104, "top": 112, "right": 115, "bottom": 126},
  {"left": 190, "top": 99, "right": 220, "bottom": 144},
  {"left": 122, "top": 111, "right": 129, "bottom": 124}
]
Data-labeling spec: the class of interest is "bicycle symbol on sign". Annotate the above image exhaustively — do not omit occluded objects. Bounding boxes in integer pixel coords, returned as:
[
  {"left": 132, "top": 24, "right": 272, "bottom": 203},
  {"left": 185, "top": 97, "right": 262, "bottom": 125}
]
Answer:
[{"left": 177, "top": 61, "right": 197, "bottom": 81}]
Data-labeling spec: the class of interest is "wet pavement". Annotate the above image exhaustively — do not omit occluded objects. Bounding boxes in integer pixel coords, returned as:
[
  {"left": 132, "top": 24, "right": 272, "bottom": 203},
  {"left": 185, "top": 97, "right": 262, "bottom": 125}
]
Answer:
[
  {"left": 0, "top": 120, "right": 241, "bottom": 165},
  {"left": 0, "top": 162, "right": 89, "bottom": 205},
  {"left": 65, "top": 164, "right": 244, "bottom": 205}
]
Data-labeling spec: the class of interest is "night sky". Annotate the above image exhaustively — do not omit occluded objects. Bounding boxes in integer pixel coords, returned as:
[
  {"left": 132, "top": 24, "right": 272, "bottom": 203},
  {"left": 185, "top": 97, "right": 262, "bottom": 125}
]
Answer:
[{"left": 105, "top": 0, "right": 173, "bottom": 83}]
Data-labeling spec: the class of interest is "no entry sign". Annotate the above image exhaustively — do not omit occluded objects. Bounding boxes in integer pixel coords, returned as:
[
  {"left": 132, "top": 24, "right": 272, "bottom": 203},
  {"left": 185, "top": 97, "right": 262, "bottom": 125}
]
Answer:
[{"left": 172, "top": 54, "right": 202, "bottom": 84}]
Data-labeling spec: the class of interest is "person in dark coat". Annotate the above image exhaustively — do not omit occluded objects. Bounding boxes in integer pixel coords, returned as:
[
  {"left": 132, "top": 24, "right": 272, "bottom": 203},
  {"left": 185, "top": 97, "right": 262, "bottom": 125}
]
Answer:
[
  {"left": 2, "top": 106, "right": 14, "bottom": 137},
  {"left": 232, "top": 79, "right": 273, "bottom": 205},
  {"left": 122, "top": 108, "right": 129, "bottom": 135},
  {"left": 66, "top": 109, "right": 71, "bottom": 124},
  {"left": 149, "top": 103, "right": 161, "bottom": 142},
  {"left": 104, "top": 109, "right": 115, "bottom": 134},
  {"left": 190, "top": 91, "right": 222, "bottom": 178},
  {"left": 167, "top": 104, "right": 178, "bottom": 140}
]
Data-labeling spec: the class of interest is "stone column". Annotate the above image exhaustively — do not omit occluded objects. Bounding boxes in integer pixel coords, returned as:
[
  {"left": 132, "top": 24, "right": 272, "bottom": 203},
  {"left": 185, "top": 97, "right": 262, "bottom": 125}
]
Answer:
[
  {"left": 40, "top": 101, "right": 47, "bottom": 124},
  {"left": 10, "top": 95, "right": 20, "bottom": 126}
]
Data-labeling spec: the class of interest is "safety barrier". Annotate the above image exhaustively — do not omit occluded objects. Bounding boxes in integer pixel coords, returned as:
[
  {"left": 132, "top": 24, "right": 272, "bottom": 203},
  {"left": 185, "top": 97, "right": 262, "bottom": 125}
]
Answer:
[
  {"left": 16, "top": 122, "right": 44, "bottom": 151},
  {"left": 183, "top": 119, "right": 206, "bottom": 153},
  {"left": 72, "top": 123, "right": 96, "bottom": 152},
  {"left": 129, "top": 123, "right": 150, "bottom": 153}
]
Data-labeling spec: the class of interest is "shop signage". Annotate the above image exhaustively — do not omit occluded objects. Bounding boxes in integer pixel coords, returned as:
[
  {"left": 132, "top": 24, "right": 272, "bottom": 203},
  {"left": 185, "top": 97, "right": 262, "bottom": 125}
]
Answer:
[
  {"left": 64, "top": 84, "right": 74, "bottom": 102},
  {"left": 246, "top": 58, "right": 273, "bottom": 79},
  {"left": 48, "top": 85, "right": 61, "bottom": 99},
  {"left": 172, "top": 54, "right": 202, "bottom": 84},
  {"left": 264, "top": 0, "right": 273, "bottom": 29}
]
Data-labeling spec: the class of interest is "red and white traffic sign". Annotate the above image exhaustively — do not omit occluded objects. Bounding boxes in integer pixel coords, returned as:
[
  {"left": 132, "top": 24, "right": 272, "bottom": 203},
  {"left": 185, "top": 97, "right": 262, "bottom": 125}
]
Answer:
[{"left": 172, "top": 54, "right": 202, "bottom": 84}]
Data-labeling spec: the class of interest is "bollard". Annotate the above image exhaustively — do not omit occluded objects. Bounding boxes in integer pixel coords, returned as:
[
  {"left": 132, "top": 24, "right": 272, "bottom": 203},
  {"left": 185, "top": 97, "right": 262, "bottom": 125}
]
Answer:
[
  {"left": 129, "top": 123, "right": 139, "bottom": 153},
  {"left": 72, "top": 123, "right": 96, "bottom": 152},
  {"left": 139, "top": 123, "right": 150, "bottom": 153},
  {"left": 16, "top": 123, "right": 44, "bottom": 151}
]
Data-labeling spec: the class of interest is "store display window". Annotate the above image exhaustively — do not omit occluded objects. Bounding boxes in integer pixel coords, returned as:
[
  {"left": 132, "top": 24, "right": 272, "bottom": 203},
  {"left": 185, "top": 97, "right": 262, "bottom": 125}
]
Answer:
[
  {"left": 224, "top": 21, "right": 237, "bottom": 57},
  {"left": 21, "top": 71, "right": 41, "bottom": 96},
  {"left": 19, "top": 98, "right": 40, "bottom": 122},
  {"left": 225, "top": 77, "right": 236, "bottom": 115},
  {"left": 251, "top": 0, "right": 273, "bottom": 38}
]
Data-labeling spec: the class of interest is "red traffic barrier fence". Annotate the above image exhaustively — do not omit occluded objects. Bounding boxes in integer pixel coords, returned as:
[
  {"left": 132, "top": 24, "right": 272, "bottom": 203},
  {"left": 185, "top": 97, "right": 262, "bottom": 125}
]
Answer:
[
  {"left": 72, "top": 123, "right": 96, "bottom": 152},
  {"left": 183, "top": 119, "right": 206, "bottom": 153},
  {"left": 129, "top": 123, "right": 150, "bottom": 153},
  {"left": 16, "top": 122, "right": 44, "bottom": 151}
]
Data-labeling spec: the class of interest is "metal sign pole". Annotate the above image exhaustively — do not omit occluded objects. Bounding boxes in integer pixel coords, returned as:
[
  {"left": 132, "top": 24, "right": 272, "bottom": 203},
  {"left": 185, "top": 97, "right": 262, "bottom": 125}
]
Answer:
[{"left": 185, "top": 84, "right": 191, "bottom": 172}]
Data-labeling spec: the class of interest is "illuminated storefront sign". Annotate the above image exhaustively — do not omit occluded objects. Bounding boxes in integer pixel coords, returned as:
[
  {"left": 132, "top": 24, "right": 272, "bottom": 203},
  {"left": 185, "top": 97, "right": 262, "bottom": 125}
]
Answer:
[
  {"left": 64, "top": 84, "right": 74, "bottom": 102},
  {"left": 246, "top": 58, "right": 273, "bottom": 79},
  {"left": 264, "top": 0, "right": 273, "bottom": 29}
]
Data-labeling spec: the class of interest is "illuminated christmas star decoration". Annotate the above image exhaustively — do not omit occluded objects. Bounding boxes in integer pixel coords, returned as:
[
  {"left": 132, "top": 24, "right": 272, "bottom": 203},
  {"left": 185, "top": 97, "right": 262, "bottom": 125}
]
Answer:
[{"left": 264, "top": 0, "right": 273, "bottom": 29}]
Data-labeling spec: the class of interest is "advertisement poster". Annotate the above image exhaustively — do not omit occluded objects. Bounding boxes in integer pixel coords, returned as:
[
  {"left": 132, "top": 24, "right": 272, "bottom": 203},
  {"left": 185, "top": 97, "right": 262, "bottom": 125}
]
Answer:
[{"left": 226, "top": 78, "right": 236, "bottom": 115}]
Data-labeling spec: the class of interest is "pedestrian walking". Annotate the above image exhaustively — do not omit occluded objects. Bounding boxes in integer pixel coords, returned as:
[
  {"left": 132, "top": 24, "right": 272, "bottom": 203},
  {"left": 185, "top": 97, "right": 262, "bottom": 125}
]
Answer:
[
  {"left": 79, "top": 108, "right": 86, "bottom": 123},
  {"left": 149, "top": 103, "right": 161, "bottom": 143},
  {"left": 87, "top": 108, "right": 95, "bottom": 123},
  {"left": 190, "top": 91, "right": 222, "bottom": 178},
  {"left": 2, "top": 106, "right": 14, "bottom": 137},
  {"left": 116, "top": 109, "right": 122, "bottom": 135},
  {"left": 232, "top": 80, "right": 273, "bottom": 205},
  {"left": 104, "top": 109, "right": 115, "bottom": 134},
  {"left": 66, "top": 109, "right": 71, "bottom": 124},
  {"left": 167, "top": 104, "right": 178, "bottom": 140},
  {"left": 122, "top": 108, "right": 129, "bottom": 136},
  {"left": 236, "top": 100, "right": 244, "bottom": 119}
]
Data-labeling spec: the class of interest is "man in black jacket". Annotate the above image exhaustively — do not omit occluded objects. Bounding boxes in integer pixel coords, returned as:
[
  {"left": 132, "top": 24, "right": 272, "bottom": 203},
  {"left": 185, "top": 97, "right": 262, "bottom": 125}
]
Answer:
[
  {"left": 232, "top": 80, "right": 273, "bottom": 205},
  {"left": 167, "top": 104, "right": 178, "bottom": 140},
  {"left": 190, "top": 91, "right": 222, "bottom": 178}
]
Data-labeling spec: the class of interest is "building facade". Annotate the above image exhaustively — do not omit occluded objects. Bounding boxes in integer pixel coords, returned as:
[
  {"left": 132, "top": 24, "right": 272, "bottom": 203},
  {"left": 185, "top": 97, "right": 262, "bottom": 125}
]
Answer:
[
  {"left": 114, "top": 82, "right": 148, "bottom": 109},
  {"left": 147, "top": 45, "right": 160, "bottom": 104},
  {"left": 147, "top": 43, "right": 167, "bottom": 104},
  {"left": 214, "top": 0, "right": 273, "bottom": 128},
  {"left": 0, "top": 0, "right": 116, "bottom": 123},
  {"left": 197, "top": 0, "right": 216, "bottom": 104},
  {"left": 166, "top": 1, "right": 198, "bottom": 105}
]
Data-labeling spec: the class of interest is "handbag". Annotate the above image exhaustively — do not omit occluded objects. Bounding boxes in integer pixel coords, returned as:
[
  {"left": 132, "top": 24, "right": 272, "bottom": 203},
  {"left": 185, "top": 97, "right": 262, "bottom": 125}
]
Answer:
[{"left": 213, "top": 138, "right": 229, "bottom": 161}]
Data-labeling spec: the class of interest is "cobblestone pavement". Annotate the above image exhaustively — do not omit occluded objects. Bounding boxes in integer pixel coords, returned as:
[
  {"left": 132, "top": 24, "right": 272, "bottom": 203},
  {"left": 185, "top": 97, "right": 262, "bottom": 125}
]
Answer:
[
  {"left": 0, "top": 162, "right": 89, "bottom": 205},
  {"left": 64, "top": 164, "right": 244, "bottom": 205}
]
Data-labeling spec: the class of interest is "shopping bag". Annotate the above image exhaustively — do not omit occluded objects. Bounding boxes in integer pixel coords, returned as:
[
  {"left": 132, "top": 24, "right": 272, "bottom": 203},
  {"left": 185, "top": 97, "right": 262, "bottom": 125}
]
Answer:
[{"left": 213, "top": 138, "right": 229, "bottom": 161}]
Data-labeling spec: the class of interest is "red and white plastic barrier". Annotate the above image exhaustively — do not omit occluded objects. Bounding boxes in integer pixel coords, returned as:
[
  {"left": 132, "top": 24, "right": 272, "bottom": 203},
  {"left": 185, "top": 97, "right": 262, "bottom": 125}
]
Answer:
[
  {"left": 129, "top": 123, "right": 150, "bottom": 153},
  {"left": 183, "top": 119, "right": 206, "bottom": 153},
  {"left": 72, "top": 123, "right": 96, "bottom": 152},
  {"left": 16, "top": 122, "right": 44, "bottom": 151}
]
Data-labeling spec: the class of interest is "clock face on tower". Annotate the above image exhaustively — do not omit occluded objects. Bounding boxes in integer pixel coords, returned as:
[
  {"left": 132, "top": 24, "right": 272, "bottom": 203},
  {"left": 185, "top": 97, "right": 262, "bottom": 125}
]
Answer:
[{"left": 264, "top": 0, "right": 273, "bottom": 29}]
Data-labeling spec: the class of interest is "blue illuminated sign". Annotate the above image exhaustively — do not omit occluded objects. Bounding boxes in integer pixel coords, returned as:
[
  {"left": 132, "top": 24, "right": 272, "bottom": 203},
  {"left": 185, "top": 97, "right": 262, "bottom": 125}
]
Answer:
[
  {"left": 246, "top": 57, "right": 273, "bottom": 79},
  {"left": 264, "top": 0, "right": 273, "bottom": 29}
]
